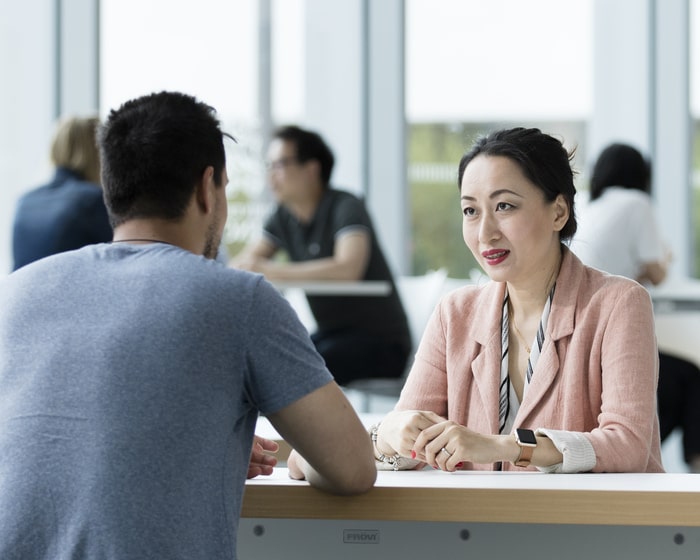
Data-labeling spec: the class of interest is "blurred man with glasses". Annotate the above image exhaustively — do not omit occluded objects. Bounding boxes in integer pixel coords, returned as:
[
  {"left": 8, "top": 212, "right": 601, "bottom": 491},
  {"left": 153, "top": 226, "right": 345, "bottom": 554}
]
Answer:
[{"left": 234, "top": 125, "right": 411, "bottom": 387}]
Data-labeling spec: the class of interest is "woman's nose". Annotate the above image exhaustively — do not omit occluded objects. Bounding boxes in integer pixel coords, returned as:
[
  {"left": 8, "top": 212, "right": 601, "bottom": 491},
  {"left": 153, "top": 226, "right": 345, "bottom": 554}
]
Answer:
[{"left": 478, "top": 213, "right": 499, "bottom": 242}]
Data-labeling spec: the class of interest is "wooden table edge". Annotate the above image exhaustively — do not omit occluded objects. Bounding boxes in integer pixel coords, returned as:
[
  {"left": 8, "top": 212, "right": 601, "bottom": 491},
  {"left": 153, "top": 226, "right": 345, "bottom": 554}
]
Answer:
[{"left": 242, "top": 485, "right": 700, "bottom": 527}]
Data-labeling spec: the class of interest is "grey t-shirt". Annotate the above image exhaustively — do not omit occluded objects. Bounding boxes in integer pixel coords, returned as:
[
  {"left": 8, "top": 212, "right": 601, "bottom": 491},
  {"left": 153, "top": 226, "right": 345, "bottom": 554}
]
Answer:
[{"left": 0, "top": 242, "right": 332, "bottom": 560}]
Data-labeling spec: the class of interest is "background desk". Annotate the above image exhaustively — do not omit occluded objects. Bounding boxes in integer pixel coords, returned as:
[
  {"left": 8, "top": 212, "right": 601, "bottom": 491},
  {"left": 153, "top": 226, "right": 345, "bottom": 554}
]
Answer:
[
  {"left": 271, "top": 280, "right": 391, "bottom": 296},
  {"left": 239, "top": 469, "right": 700, "bottom": 559},
  {"left": 649, "top": 277, "right": 700, "bottom": 312},
  {"left": 271, "top": 280, "right": 391, "bottom": 332}
]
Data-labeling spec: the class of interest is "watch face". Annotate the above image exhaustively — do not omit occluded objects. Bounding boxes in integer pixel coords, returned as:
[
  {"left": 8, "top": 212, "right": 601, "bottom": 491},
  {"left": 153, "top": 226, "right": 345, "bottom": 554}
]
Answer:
[{"left": 516, "top": 428, "right": 537, "bottom": 445}]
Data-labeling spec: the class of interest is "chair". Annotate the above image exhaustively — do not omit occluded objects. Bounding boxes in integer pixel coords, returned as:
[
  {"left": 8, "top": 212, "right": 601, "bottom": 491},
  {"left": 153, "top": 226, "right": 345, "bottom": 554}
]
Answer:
[
  {"left": 346, "top": 268, "right": 448, "bottom": 412},
  {"left": 653, "top": 311, "right": 700, "bottom": 473}
]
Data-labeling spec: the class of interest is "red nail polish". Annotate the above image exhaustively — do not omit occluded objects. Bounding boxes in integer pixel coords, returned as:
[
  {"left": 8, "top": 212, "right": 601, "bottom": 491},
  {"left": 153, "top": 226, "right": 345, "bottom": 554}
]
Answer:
[
  {"left": 456, "top": 462, "right": 464, "bottom": 468},
  {"left": 410, "top": 450, "right": 416, "bottom": 459}
]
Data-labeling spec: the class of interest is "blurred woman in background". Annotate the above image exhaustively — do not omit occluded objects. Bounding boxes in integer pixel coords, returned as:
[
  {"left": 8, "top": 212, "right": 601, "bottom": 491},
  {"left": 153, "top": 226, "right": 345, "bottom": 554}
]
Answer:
[
  {"left": 12, "top": 115, "right": 112, "bottom": 270},
  {"left": 572, "top": 142, "right": 700, "bottom": 472}
]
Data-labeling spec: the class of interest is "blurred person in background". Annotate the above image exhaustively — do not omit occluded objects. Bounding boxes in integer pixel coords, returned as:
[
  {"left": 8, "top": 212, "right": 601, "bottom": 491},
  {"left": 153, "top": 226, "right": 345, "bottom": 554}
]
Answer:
[
  {"left": 572, "top": 142, "right": 700, "bottom": 472},
  {"left": 233, "top": 125, "right": 411, "bottom": 386},
  {"left": 12, "top": 115, "right": 112, "bottom": 270}
]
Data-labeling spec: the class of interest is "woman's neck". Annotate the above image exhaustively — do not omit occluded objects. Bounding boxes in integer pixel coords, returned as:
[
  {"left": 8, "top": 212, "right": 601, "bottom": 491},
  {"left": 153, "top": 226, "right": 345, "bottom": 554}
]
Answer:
[{"left": 507, "top": 248, "right": 561, "bottom": 320}]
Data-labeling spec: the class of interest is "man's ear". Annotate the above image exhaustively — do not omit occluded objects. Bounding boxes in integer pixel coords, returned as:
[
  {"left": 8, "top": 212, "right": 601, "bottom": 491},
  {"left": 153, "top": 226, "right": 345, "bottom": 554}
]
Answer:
[
  {"left": 195, "top": 166, "right": 216, "bottom": 214},
  {"left": 305, "top": 159, "right": 322, "bottom": 182}
]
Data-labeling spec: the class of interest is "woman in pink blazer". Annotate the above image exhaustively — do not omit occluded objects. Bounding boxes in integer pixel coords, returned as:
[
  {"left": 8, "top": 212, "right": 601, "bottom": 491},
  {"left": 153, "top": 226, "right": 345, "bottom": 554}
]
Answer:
[{"left": 372, "top": 128, "right": 663, "bottom": 473}]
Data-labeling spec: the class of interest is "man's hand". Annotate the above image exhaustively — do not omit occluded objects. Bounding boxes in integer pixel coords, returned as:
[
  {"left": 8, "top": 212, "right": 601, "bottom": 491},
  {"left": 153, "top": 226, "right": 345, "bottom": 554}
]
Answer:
[{"left": 248, "top": 435, "right": 279, "bottom": 479}]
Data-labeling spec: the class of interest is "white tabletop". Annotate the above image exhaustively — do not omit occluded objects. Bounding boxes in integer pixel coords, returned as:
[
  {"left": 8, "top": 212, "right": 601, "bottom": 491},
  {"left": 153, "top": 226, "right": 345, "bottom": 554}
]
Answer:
[
  {"left": 247, "top": 467, "right": 700, "bottom": 493},
  {"left": 271, "top": 280, "right": 391, "bottom": 296}
]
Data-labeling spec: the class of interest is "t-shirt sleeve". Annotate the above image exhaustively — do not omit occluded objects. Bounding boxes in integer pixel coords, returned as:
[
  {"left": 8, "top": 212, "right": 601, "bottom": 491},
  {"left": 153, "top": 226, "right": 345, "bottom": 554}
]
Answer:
[
  {"left": 330, "top": 195, "right": 372, "bottom": 241},
  {"left": 243, "top": 277, "right": 333, "bottom": 414}
]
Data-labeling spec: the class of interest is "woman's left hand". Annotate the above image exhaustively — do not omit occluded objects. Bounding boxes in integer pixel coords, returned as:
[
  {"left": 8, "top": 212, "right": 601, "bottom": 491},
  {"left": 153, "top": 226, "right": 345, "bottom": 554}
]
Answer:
[{"left": 412, "top": 421, "right": 501, "bottom": 471}]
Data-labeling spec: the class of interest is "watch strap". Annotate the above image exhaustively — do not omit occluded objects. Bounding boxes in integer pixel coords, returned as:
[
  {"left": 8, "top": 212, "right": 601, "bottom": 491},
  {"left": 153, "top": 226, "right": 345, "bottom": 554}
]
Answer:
[{"left": 514, "top": 443, "right": 534, "bottom": 467}]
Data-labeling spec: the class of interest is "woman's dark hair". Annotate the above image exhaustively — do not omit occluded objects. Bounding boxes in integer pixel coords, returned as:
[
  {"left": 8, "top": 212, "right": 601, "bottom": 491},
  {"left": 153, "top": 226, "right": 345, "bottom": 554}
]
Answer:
[
  {"left": 98, "top": 91, "right": 232, "bottom": 227},
  {"left": 458, "top": 127, "right": 578, "bottom": 241},
  {"left": 589, "top": 143, "right": 650, "bottom": 201},
  {"left": 273, "top": 125, "right": 335, "bottom": 187}
]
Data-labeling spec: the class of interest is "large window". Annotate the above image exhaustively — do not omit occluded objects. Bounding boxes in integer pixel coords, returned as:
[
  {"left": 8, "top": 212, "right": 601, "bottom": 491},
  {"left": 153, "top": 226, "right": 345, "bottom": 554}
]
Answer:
[
  {"left": 100, "top": 0, "right": 313, "bottom": 259},
  {"left": 406, "top": 0, "right": 593, "bottom": 277},
  {"left": 100, "top": 0, "right": 264, "bottom": 258},
  {"left": 271, "top": 0, "right": 305, "bottom": 125},
  {"left": 692, "top": 0, "right": 700, "bottom": 276}
]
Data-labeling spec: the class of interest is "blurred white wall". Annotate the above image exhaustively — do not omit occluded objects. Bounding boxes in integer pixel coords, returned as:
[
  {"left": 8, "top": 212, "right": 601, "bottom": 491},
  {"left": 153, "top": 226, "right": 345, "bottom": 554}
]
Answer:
[{"left": 0, "top": 1, "right": 56, "bottom": 273}]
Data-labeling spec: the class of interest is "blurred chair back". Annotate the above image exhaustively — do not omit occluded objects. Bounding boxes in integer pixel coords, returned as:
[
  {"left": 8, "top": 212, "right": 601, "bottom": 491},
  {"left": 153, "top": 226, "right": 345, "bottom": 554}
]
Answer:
[
  {"left": 347, "top": 268, "right": 448, "bottom": 411},
  {"left": 398, "top": 268, "right": 448, "bottom": 351}
]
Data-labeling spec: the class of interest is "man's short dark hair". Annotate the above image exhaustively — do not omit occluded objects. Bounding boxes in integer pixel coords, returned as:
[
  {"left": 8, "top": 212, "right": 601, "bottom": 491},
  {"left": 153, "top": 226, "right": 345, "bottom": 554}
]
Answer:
[
  {"left": 273, "top": 125, "right": 335, "bottom": 188},
  {"left": 98, "top": 91, "right": 231, "bottom": 227}
]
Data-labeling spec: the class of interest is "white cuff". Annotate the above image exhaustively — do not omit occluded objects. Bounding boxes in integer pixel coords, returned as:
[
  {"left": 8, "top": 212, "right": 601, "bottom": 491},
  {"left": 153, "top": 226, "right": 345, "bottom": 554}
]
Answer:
[{"left": 534, "top": 428, "right": 596, "bottom": 473}]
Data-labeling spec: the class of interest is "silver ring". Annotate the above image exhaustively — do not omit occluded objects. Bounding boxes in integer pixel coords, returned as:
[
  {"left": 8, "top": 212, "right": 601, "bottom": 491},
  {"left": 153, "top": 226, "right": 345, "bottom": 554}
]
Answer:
[{"left": 440, "top": 447, "right": 453, "bottom": 457}]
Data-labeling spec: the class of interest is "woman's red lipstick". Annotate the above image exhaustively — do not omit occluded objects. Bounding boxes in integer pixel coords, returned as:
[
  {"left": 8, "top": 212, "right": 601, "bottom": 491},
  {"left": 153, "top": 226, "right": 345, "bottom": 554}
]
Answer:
[{"left": 481, "top": 249, "right": 509, "bottom": 266}]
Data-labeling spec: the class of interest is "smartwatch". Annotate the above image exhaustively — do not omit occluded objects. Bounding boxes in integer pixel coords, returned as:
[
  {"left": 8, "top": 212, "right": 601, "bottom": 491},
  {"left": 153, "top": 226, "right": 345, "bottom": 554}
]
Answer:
[{"left": 513, "top": 428, "right": 537, "bottom": 467}]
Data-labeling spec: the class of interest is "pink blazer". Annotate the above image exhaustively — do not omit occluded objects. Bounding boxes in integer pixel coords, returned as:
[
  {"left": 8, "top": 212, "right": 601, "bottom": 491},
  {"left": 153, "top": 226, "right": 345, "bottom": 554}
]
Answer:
[{"left": 397, "top": 248, "right": 664, "bottom": 472}]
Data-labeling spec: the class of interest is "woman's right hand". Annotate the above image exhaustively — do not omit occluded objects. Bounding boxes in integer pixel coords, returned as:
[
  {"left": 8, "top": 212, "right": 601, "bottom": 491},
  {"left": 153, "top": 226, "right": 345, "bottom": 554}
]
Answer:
[{"left": 377, "top": 409, "right": 446, "bottom": 458}]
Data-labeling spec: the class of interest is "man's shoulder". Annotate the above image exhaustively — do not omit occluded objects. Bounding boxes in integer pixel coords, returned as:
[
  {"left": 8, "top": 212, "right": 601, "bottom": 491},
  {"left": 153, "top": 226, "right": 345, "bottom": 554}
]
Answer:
[
  {"left": 149, "top": 249, "right": 264, "bottom": 286},
  {"left": 7, "top": 246, "right": 268, "bottom": 304},
  {"left": 327, "top": 188, "right": 364, "bottom": 205},
  {"left": 324, "top": 189, "right": 370, "bottom": 219}
]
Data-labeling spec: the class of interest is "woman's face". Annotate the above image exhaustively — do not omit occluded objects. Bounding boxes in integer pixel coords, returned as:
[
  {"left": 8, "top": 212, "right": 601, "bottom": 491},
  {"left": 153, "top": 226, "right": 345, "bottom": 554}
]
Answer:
[{"left": 459, "top": 154, "right": 568, "bottom": 287}]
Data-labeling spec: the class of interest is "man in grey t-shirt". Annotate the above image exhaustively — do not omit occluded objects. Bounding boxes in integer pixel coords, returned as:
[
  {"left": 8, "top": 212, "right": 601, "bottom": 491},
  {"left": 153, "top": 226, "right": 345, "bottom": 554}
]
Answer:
[
  {"left": 233, "top": 125, "right": 411, "bottom": 385},
  {"left": 0, "top": 92, "right": 375, "bottom": 560}
]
